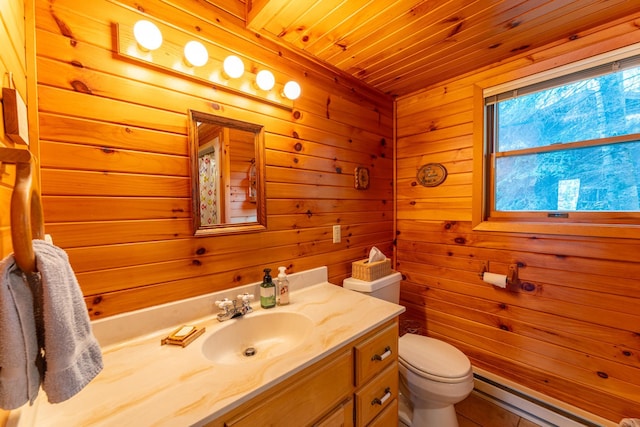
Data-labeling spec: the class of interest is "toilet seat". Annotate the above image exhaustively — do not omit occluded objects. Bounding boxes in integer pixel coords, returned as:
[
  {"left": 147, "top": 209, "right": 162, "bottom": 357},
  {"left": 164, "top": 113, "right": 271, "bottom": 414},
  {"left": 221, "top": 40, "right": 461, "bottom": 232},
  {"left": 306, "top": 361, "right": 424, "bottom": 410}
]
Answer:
[{"left": 399, "top": 334, "right": 472, "bottom": 384}]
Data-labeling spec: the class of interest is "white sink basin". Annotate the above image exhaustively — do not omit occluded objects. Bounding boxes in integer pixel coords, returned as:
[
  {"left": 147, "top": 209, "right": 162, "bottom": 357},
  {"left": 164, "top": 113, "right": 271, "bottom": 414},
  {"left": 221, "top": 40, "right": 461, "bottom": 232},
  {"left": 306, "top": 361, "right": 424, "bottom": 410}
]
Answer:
[{"left": 202, "top": 310, "right": 314, "bottom": 365}]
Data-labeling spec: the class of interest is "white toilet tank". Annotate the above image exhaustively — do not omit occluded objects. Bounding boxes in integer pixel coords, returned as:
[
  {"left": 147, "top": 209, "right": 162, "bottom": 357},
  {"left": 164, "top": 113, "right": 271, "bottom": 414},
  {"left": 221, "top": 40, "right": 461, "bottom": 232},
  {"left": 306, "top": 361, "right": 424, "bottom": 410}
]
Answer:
[{"left": 343, "top": 271, "right": 402, "bottom": 303}]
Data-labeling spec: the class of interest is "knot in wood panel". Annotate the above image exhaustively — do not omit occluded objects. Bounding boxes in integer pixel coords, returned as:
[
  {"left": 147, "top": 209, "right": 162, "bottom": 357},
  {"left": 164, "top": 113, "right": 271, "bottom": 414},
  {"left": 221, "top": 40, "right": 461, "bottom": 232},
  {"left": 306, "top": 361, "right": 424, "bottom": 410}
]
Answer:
[
  {"left": 510, "top": 45, "right": 530, "bottom": 53},
  {"left": 71, "top": 80, "right": 92, "bottom": 94},
  {"left": 51, "top": 12, "right": 74, "bottom": 39},
  {"left": 506, "top": 20, "right": 521, "bottom": 29}
]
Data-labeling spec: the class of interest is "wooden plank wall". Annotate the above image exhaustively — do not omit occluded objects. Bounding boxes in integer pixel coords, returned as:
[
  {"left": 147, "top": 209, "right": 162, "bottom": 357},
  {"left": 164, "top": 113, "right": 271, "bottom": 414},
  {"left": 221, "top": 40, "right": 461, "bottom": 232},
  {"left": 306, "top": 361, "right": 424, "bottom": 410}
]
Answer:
[
  {"left": 395, "top": 13, "right": 640, "bottom": 424},
  {"left": 33, "top": 0, "right": 394, "bottom": 319}
]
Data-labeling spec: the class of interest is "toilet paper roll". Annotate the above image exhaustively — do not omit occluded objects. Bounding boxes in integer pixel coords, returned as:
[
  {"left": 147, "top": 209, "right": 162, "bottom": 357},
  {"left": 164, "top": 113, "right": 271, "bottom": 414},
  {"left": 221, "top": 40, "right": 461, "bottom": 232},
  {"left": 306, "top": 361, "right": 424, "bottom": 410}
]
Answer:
[{"left": 482, "top": 272, "right": 508, "bottom": 288}]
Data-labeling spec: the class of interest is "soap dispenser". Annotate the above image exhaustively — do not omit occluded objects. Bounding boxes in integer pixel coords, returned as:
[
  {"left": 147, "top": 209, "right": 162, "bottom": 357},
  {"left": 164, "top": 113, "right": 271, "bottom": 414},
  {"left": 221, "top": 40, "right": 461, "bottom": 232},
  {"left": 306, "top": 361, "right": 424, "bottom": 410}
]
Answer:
[
  {"left": 260, "top": 268, "right": 276, "bottom": 309},
  {"left": 276, "top": 266, "right": 290, "bottom": 306}
]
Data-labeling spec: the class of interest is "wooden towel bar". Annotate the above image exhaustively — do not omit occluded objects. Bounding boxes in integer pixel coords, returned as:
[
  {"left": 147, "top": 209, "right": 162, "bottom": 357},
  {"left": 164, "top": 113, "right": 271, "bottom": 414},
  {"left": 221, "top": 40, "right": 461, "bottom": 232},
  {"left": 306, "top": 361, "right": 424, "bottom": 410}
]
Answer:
[{"left": 0, "top": 147, "right": 44, "bottom": 274}]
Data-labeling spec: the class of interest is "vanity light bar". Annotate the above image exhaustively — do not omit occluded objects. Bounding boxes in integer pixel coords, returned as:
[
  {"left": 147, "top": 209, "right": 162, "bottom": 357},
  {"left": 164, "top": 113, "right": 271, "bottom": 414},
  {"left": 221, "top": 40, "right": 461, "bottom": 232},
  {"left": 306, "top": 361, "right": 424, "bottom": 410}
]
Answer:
[{"left": 118, "top": 19, "right": 301, "bottom": 109}]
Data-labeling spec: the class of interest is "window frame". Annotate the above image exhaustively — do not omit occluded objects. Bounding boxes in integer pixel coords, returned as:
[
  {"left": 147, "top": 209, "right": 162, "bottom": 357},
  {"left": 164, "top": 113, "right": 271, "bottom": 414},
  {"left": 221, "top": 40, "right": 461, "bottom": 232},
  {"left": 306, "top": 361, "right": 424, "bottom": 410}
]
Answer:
[{"left": 472, "top": 45, "right": 640, "bottom": 239}]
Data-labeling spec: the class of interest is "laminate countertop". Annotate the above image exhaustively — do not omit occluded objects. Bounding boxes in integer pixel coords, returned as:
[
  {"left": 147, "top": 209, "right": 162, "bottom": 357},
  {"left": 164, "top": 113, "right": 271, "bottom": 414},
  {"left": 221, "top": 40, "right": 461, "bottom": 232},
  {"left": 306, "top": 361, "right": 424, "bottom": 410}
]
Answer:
[{"left": 14, "top": 267, "right": 404, "bottom": 426}]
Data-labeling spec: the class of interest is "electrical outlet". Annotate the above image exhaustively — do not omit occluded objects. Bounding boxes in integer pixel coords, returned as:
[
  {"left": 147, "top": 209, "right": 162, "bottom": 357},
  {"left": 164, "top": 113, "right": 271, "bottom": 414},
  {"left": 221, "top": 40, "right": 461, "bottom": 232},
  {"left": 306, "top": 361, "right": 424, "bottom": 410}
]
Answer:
[{"left": 332, "top": 224, "right": 341, "bottom": 243}]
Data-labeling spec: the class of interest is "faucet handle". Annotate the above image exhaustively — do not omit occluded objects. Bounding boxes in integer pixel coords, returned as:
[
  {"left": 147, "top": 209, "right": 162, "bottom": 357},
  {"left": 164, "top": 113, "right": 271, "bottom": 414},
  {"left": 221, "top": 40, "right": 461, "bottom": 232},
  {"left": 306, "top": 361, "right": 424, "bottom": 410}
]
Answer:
[
  {"left": 215, "top": 299, "right": 234, "bottom": 310},
  {"left": 238, "top": 293, "right": 254, "bottom": 302}
]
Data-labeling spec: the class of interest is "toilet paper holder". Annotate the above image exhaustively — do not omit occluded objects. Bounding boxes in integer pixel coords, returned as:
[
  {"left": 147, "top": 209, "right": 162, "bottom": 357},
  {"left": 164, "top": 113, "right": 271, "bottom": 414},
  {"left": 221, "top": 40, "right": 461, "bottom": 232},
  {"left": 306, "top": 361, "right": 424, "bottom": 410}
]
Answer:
[{"left": 478, "top": 262, "right": 519, "bottom": 286}]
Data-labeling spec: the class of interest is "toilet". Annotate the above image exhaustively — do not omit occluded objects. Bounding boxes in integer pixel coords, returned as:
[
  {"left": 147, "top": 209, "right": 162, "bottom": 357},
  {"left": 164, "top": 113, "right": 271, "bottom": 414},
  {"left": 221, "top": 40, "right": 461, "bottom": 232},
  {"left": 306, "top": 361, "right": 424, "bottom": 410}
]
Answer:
[{"left": 343, "top": 272, "right": 474, "bottom": 427}]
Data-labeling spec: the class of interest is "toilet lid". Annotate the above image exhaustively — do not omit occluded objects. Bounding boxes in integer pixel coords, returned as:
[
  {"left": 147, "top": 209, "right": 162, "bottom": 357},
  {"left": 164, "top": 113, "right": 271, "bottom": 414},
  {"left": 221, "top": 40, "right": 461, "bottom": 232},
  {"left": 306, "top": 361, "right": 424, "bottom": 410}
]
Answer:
[{"left": 399, "top": 334, "right": 471, "bottom": 380}]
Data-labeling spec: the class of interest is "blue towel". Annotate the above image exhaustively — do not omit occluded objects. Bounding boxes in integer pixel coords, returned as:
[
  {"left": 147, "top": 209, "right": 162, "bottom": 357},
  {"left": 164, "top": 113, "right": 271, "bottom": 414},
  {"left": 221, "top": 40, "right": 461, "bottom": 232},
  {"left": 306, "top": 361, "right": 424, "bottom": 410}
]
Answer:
[
  {"left": 0, "top": 256, "right": 40, "bottom": 409},
  {"left": 0, "top": 240, "right": 103, "bottom": 408}
]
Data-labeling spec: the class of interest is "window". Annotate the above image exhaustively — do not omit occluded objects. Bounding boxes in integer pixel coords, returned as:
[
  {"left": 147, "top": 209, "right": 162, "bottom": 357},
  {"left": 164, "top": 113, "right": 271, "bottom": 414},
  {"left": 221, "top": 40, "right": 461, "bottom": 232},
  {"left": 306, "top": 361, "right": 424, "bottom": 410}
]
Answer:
[{"left": 481, "top": 52, "right": 640, "bottom": 235}]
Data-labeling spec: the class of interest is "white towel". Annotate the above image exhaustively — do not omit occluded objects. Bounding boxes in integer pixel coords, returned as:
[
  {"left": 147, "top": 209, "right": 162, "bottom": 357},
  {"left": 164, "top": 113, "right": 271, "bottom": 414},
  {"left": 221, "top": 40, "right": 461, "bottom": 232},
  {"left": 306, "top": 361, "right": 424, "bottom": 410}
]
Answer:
[
  {"left": 620, "top": 419, "right": 640, "bottom": 427},
  {"left": 0, "top": 240, "right": 103, "bottom": 408},
  {"left": 0, "top": 255, "right": 41, "bottom": 409}
]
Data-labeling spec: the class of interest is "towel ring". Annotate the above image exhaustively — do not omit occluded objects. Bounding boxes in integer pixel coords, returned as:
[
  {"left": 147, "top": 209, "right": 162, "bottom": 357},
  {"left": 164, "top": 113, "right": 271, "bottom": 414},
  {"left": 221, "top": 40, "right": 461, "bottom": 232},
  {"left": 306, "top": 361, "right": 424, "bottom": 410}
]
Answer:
[{"left": 1, "top": 147, "right": 44, "bottom": 275}]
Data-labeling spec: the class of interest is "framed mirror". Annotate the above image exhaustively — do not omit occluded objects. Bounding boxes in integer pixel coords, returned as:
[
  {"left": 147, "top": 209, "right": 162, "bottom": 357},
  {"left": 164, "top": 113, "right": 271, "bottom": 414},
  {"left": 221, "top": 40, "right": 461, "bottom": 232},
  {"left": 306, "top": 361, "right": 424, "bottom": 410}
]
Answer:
[{"left": 188, "top": 110, "right": 266, "bottom": 236}]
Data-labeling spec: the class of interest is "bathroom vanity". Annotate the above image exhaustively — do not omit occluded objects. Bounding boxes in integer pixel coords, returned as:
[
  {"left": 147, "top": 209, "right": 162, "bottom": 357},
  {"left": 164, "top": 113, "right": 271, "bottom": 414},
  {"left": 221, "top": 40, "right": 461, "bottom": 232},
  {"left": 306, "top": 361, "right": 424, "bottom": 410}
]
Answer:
[
  {"left": 208, "top": 318, "right": 399, "bottom": 427},
  {"left": 12, "top": 267, "right": 404, "bottom": 426}
]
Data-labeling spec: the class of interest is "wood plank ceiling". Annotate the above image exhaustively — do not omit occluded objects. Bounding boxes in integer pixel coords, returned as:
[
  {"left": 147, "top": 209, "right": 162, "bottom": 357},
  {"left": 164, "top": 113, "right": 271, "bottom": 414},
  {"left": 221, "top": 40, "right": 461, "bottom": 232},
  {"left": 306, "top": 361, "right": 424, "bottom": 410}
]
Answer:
[{"left": 242, "top": 0, "right": 640, "bottom": 97}]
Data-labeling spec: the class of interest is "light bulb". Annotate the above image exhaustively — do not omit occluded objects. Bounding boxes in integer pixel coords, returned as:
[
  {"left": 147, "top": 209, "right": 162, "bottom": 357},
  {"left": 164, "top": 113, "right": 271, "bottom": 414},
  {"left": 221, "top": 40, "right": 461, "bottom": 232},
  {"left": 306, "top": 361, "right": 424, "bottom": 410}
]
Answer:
[
  {"left": 255, "top": 70, "right": 275, "bottom": 91},
  {"left": 282, "top": 80, "right": 301, "bottom": 100},
  {"left": 223, "top": 55, "right": 244, "bottom": 79},
  {"left": 184, "top": 41, "right": 208, "bottom": 67},
  {"left": 133, "top": 20, "right": 163, "bottom": 51}
]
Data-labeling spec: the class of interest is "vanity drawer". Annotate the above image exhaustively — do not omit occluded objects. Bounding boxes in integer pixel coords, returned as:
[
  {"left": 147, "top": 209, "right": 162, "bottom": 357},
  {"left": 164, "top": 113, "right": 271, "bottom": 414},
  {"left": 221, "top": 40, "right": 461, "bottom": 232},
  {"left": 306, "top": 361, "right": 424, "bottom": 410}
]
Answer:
[
  {"left": 354, "top": 320, "right": 398, "bottom": 386},
  {"left": 354, "top": 362, "right": 398, "bottom": 426}
]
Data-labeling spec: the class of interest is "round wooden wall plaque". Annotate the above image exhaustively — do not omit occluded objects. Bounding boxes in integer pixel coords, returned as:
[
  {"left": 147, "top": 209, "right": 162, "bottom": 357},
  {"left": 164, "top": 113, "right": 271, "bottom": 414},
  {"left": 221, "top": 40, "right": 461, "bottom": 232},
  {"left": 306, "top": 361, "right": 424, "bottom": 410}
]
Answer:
[{"left": 416, "top": 163, "right": 447, "bottom": 187}]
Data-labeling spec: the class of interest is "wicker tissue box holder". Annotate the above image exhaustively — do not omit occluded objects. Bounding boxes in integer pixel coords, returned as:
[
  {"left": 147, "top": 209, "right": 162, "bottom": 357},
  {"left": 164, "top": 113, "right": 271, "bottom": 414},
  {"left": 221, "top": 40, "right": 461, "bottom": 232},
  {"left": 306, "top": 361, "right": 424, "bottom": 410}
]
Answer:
[{"left": 352, "top": 258, "right": 391, "bottom": 281}]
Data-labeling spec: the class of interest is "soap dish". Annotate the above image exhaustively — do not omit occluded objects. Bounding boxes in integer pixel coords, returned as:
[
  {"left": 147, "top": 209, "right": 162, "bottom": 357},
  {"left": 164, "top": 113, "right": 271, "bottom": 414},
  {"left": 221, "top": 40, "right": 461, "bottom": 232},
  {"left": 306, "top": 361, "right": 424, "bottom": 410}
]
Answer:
[{"left": 161, "top": 325, "right": 205, "bottom": 348}]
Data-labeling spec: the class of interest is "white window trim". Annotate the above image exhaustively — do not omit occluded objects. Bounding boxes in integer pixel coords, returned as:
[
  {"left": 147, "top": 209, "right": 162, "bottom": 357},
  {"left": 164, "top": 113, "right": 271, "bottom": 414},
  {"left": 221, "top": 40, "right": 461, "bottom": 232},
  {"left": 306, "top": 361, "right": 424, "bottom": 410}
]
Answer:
[{"left": 483, "top": 44, "right": 640, "bottom": 98}]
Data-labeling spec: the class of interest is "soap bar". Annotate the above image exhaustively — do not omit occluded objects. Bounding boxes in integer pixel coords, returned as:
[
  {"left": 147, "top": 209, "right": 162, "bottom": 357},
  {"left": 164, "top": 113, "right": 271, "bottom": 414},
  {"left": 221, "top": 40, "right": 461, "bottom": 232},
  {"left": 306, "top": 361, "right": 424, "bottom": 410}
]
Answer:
[{"left": 174, "top": 326, "right": 195, "bottom": 337}]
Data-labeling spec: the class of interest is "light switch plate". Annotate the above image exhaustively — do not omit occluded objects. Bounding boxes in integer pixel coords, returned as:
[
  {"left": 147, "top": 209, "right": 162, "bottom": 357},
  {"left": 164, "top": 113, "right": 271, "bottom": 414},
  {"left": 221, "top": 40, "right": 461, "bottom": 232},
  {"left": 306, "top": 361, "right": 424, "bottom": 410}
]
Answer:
[{"left": 332, "top": 224, "right": 341, "bottom": 243}]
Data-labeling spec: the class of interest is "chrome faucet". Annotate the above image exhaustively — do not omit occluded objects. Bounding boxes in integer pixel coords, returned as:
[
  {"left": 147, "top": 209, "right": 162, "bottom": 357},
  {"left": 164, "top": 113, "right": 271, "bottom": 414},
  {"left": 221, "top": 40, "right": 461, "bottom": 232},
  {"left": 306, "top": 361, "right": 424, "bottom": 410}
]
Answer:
[{"left": 215, "top": 293, "right": 254, "bottom": 321}]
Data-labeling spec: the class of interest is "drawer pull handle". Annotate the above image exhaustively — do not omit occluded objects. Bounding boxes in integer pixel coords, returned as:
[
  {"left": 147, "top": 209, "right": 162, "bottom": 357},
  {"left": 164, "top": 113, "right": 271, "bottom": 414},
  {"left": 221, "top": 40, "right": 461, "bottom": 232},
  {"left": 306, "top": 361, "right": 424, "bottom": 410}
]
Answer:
[
  {"left": 372, "top": 346, "right": 392, "bottom": 361},
  {"left": 371, "top": 388, "right": 392, "bottom": 406}
]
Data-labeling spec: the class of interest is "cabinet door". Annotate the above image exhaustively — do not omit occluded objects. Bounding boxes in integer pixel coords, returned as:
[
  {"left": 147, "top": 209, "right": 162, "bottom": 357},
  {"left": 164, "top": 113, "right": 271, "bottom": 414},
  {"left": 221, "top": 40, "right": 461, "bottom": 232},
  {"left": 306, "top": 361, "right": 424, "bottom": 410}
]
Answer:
[
  {"left": 313, "top": 398, "right": 354, "bottom": 427},
  {"left": 225, "top": 350, "right": 353, "bottom": 427}
]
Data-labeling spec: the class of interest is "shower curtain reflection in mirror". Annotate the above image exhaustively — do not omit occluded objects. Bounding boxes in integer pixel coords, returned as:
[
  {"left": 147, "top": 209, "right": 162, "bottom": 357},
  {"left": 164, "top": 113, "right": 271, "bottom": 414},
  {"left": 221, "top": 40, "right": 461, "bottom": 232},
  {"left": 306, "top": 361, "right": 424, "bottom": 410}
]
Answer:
[{"left": 198, "top": 139, "right": 220, "bottom": 225}]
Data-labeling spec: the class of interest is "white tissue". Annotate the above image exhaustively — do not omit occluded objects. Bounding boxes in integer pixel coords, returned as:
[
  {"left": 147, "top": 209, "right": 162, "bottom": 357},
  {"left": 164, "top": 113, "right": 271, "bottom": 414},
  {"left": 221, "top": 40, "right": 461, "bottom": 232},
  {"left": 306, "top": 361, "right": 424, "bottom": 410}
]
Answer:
[
  {"left": 368, "top": 247, "right": 386, "bottom": 263},
  {"left": 483, "top": 272, "right": 508, "bottom": 288}
]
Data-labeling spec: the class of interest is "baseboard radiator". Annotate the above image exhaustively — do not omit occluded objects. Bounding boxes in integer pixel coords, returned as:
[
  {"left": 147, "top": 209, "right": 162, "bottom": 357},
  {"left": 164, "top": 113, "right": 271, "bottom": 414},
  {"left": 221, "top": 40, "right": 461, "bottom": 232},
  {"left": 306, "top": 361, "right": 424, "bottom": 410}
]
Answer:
[{"left": 472, "top": 368, "right": 618, "bottom": 427}]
